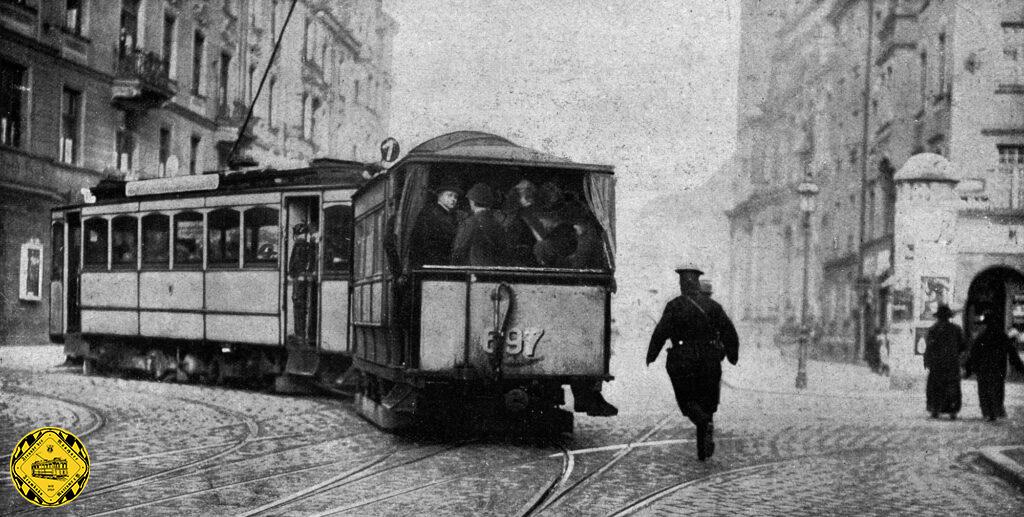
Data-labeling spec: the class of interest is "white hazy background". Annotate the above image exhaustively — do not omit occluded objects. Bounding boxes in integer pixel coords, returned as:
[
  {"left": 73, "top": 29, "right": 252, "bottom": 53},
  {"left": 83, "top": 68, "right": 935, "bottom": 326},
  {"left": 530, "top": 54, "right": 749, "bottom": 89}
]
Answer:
[{"left": 386, "top": 1, "right": 742, "bottom": 370}]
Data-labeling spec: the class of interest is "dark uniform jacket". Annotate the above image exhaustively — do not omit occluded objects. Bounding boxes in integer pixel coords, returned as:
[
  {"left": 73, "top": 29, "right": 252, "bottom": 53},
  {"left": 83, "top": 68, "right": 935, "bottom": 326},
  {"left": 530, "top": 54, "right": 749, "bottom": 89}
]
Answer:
[
  {"left": 452, "top": 209, "right": 509, "bottom": 267},
  {"left": 647, "top": 292, "right": 739, "bottom": 367},
  {"left": 288, "top": 240, "right": 317, "bottom": 279},
  {"left": 410, "top": 202, "right": 461, "bottom": 266}
]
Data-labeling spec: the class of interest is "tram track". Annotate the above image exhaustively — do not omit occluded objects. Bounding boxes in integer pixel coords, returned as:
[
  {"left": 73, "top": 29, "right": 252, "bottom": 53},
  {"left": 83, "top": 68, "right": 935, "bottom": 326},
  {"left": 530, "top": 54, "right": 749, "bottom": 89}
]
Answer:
[{"left": 5, "top": 386, "right": 109, "bottom": 439}]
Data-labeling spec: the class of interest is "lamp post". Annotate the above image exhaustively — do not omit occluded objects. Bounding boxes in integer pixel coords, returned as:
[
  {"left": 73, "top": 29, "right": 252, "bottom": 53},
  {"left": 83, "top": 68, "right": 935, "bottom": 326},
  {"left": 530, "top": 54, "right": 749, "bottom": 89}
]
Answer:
[{"left": 795, "top": 175, "right": 819, "bottom": 389}]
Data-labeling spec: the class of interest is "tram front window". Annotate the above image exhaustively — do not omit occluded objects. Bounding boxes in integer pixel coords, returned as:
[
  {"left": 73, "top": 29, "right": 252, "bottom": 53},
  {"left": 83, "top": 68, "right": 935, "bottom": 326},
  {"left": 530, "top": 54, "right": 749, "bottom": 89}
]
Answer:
[{"left": 408, "top": 171, "right": 611, "bottom": 271}]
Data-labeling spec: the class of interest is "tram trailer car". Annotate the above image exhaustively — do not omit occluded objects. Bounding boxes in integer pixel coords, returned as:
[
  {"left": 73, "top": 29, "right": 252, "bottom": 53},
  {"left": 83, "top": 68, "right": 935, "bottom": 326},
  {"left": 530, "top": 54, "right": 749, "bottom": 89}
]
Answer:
[
  {"left": 349, "top": 132, "right": 617, "bottom": 433},
  {"left": 49, "top": 159, "right": 367, "bottom": 387}
]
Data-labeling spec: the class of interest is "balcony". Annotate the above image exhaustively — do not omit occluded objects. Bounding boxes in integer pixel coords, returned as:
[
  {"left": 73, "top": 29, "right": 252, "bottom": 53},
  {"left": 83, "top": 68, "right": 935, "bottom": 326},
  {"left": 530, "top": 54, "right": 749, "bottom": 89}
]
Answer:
[{"left": 111, "top": 48, "right": 177, "bottom": 110}]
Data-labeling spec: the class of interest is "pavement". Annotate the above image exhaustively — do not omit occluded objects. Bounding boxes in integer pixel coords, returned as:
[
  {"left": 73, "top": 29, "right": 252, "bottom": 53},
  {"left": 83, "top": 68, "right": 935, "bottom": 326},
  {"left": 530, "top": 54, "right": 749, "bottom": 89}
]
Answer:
[{"left": 719, "top": 344, "right": 1024, "bottom": 494}]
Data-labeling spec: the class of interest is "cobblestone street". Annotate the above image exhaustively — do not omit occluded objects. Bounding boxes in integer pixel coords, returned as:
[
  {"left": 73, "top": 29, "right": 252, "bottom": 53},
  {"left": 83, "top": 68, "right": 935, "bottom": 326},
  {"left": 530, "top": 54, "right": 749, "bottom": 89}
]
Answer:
[{"left": 2, "top": 344, "right": 1023, "bottom": 516}]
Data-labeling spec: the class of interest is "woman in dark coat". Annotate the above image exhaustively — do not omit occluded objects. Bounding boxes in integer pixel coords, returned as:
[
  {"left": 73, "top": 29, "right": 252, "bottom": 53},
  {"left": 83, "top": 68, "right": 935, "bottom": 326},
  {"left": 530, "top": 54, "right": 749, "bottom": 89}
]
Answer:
[
  {"left": 924, "top": 305, "right": 966, "bottom": 419},
  {"left": 967, "top": 313, "right": 1024, "bottom": 421}
]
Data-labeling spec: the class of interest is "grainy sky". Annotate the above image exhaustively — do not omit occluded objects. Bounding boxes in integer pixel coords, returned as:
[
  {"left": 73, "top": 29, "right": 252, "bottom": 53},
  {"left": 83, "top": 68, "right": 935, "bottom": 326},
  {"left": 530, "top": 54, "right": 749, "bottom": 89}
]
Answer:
[{"left": 385, "top": 0, "right": 741, "bottom": 199}]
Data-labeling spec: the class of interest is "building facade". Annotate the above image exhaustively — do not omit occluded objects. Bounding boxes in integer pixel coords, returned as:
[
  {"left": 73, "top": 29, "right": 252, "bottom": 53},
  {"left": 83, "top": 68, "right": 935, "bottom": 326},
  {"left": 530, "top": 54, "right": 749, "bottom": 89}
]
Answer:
[
  {"left": 726, "top": 0, "right": 1024, "bottom": 374},
  {"left": 0, "top": 0, "right": 394, "bottom": 346}
]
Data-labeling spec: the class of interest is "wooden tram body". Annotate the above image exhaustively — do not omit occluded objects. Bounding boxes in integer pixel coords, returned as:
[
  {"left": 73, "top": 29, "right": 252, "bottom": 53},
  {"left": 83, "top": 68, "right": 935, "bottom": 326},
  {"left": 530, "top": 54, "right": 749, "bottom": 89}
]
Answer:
[
  {"left": 349, "top": 132, "right": 617, "bottom": 431},
  {"left": 49, "top": 160, "right": 366, "bottom": 383}
]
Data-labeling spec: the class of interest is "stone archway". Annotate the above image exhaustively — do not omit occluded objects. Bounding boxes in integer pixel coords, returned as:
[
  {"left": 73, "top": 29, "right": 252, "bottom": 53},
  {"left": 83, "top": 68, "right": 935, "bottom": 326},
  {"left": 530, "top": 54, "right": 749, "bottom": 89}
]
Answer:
[{"left": 965, "top": 266, "right": 1024, "bottom": 382}]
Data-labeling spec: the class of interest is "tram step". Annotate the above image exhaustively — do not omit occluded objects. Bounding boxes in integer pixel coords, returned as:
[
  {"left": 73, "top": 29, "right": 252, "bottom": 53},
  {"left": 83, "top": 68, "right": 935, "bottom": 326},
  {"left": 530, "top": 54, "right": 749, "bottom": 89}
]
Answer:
[{"left": 284, "top": 346, "right": 320, "bottom": 376}]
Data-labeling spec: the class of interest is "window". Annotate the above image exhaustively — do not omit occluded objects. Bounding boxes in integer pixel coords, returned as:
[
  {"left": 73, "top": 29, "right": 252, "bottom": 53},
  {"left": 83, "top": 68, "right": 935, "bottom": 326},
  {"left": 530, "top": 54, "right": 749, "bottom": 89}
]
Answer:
[
  {"left": 119, "top": 0, "right": 139, "bottom": 54},
  {"left": 173, "top": 212, "right": 203, "bottom": 267},
  {"left": 248, "top": 64, "right": 256, "bottom": 102},
  {"left": 163, "top": 15, "right": 176, "bottom": 77},
  {"left": 142, "top": 213, "right": 170, "bottom": 267},
  {"left": 192, "top": 31, "right": 205, "bottom": 96},
  {"left": 51, "top": 221, "right": 64, "bottom": 279},
  {"left": 65, "top": 0, "right": 83, "bottom": 35},
  {"left": 207, "top": 208, "right": 240, "bottom": 267},
  {"left": 270, "top": 0, "right": 278, "bottom": 36},
  {"left": 111, "top": 215, "right": 137, "bottom": 268},
  {"left": 303, "top": 18, "right": 311, "bottom": 61},
  {"left": 244, "top": 206, "right": 279, "bottom": 266},
  {"left": 159, "top": 127, "right": 171, "bottom": 177},
  {"left": 83, "top": 217, "right": 108, "bottom": 268},
  {"left": 266, "top": 77, "right": 275, "bottom": 126},
  {"left": 300, "top": 93, "right": 308, "bottom": 139},
  {"left": 310, "top": 97, "right": 321, "bottom": 142},
  {"left": 189, "top": 134, "right": 201, "bottom": 175},
  {"left": 1001, "top": 23, "right": 1024, "bottom": 87},
  {"left": 0, "top": 59, "right": 25, "bottom": 147},
  {"left": 919, "top": 51, "right": 928, "bottom": 106},
  {"left": 999, "top": 145, "right": 1024, "bottom": 167},
  {"left": 219, "top": 52, "right": 231, "bottom": 115},
  {"left": 323, "top": 205, "right": 353, "bottom": 275},
  {"left": 937, "top": 33, "right": 947, "bottom": 95},
  {"left": 60, "top": 88, "right": 81, "bottom": 165},
  {"left": 116, "top": 128, "right": 134, "bottom": 172}
]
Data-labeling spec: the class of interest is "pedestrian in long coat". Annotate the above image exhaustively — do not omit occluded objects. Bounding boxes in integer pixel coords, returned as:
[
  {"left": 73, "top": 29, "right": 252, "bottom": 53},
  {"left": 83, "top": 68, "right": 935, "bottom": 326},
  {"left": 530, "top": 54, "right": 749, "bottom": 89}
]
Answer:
[
  {"left": 967, "top": 316, "right": 1024, "bottom": 421},
  {"left": 647, "top": 264, "right": 739, "bottom": 461},
  {"left": 924, "top": 304, "right": 966, "bottom": 419},
  {"left": 452, "top": 183, "right": 509, "bottom": 267}
]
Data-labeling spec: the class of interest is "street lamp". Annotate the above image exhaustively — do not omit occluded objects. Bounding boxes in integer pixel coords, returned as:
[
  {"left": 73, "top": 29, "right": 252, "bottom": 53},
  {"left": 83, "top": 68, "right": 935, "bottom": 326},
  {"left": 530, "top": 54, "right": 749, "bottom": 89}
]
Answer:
[{"left": 795, "top": 175, "right": 819, "bottom": 389}]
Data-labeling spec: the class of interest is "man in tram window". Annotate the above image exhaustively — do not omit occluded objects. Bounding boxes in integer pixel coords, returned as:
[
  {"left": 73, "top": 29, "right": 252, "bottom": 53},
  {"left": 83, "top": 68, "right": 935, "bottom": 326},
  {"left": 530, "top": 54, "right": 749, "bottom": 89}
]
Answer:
[
  {"left": 452, "top": 183, "right": 509, "bottom": 267},
  {"left": 533, "top": 222, "right": 577, "bottom": 268},
  {"left": 289, "top": 223, "right": 318, "bottom": 344},
  {"left": 411, "top": 177, "right": 463, "bottom": 266},
  {"left": 567, "top": 217, "right": 605, "bottom": 269}
]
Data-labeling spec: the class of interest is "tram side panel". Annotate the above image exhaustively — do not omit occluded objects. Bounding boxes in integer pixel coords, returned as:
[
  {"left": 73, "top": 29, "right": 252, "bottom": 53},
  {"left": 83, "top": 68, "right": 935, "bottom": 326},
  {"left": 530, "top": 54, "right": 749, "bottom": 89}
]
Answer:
[{"left": 419, "top": 280, "right": 609, "bottom": 377}]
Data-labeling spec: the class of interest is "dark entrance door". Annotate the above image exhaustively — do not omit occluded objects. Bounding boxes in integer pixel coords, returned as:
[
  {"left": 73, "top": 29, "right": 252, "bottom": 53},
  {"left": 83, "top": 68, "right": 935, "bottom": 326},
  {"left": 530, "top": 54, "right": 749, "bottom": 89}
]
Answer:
[{"left": 67, "top": 212, "right": 81, "bottom": 333}]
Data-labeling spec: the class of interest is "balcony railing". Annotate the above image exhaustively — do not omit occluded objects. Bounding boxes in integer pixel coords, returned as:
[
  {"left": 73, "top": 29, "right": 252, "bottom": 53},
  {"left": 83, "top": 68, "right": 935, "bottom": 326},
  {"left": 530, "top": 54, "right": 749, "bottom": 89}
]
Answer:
[{"left": 112, "top": 47, "right": 176, "bottom": 109}]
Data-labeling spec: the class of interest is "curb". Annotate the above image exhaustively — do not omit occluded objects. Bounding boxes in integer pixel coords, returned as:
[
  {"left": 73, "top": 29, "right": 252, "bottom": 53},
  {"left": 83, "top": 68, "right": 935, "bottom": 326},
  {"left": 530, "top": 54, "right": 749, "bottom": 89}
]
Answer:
[{"left": 979, "top": 446, "right": 1024, "bottom": 491}]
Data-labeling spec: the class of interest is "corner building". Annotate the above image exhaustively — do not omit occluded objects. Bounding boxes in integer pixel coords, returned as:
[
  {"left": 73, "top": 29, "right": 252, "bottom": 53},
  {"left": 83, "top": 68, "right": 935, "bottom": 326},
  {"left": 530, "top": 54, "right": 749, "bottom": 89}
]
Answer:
[
  {"left": 726, "top": 0, "right": 1024, "bottom": 382},
  {"left": 0, "top": 0, "right": 394, "bottom": 346}
]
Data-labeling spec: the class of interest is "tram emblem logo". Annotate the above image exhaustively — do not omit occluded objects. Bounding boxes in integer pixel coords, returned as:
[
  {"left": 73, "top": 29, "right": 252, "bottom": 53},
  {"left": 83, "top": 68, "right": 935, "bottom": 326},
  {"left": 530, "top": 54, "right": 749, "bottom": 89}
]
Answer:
[{"left": 9, "top": 427, "right": 90, "bottom": 508}]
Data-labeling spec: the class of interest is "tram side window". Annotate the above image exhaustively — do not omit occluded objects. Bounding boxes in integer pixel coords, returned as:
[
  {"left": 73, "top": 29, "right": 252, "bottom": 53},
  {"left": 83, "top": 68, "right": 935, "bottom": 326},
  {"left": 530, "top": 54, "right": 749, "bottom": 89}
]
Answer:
[
  {"left": 208, "top": 207, "right": 240, "bottom": 267},
  {"left": 323, "top": 205, "right": 352, "bottom": 274},
  {"left": 111, "top": 216, "right": 138, "bottom": 269},
  {"left": 142, "top": 213, "right": 170, "bottom": 267},
  {"left": 83, "top": 218, "right": 108, "bottom": 268},
  {"left": 352, "top": 210, "right": 382, "bottom": 279},
  {"left": 243, "top": 206, "right": 279, "bottom": 266},
  {"left": 173, "top": 212, "right": 204, "bottom": 267},
  {"left": 51, "top": 222, "right": 64, "bottom": 279}
]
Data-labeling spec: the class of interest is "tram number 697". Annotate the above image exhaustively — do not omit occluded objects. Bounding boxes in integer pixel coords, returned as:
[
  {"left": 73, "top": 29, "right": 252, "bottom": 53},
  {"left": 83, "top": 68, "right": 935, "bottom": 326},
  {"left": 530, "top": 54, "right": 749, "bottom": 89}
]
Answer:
[{"left": 482, "top": 328, "right": 545, "bottom": 356}]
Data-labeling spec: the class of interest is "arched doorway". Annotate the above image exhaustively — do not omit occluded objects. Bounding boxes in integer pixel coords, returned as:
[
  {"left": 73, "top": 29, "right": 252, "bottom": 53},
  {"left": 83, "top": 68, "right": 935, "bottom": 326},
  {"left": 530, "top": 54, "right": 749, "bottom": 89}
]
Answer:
[{"left": 965, "top": 266, "right": 1024, "bottom": 382}]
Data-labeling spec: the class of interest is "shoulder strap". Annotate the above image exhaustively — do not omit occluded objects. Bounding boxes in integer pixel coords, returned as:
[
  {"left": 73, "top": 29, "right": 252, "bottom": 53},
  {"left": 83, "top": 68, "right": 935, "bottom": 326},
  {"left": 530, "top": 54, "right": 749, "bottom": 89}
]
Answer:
[{"left": 681, "top": 294, "right": 713, "bottom": 326}]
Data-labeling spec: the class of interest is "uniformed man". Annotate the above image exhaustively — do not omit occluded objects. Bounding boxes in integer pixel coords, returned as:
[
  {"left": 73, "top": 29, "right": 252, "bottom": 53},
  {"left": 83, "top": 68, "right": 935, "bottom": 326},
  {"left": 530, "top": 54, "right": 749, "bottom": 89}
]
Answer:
[
  {"left": 647, "top": 264, "right": 739, "bottom": 461},
  {"left": 289, "top": 223, "right": 318, "bottom": 344}
]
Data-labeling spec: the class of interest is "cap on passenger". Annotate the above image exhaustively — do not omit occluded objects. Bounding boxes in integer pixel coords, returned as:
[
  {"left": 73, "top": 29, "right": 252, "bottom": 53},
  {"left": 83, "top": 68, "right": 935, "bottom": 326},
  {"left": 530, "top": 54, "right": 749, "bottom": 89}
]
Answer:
[
  {"left": 466, "top": 183, "right": 496, "bottom": 208},
  {"left": 674, "top": 263, "right": 704, "bottom": 275},
  {"left": 434, "top": 176, "right": 464, "bottom": 196}
]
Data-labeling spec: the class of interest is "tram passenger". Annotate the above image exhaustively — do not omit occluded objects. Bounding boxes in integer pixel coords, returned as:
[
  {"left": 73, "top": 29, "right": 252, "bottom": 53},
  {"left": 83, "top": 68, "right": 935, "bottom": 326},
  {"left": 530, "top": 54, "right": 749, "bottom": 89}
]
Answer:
[
  {"left": 567, "top": 219, "right": 605, "bottom": 269},
  {"left": 289, "top": 223, "right": 318, "bottom": 344},
  {"left": 533, "top": 223, "right": 577, "bottom": 268},
  {"left": 503, "top": 180, "right": 544, "bottom": 266},
  {"left": 647, "top": 264, "right": 739, "bottom": 461},
  {"left": 410, "top": 178, "right": 464, "bottom": 266},
  {"left": 451, "top": 183, "right": 509, "bottom": 267}
]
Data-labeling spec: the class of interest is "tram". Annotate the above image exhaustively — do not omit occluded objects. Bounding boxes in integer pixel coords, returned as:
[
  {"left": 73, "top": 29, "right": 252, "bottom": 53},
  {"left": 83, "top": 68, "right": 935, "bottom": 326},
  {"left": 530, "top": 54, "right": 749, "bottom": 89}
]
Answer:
[
  {"left": 349, "top": 131, "right": 616, "bottom": 432},
  {"left": 49, "top": 159, "right": 367, "bottom": 386}
]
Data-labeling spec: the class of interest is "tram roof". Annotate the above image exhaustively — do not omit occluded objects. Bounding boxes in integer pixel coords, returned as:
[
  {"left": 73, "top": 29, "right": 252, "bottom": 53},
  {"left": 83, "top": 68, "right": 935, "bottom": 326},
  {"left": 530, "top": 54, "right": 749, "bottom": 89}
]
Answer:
[
  {"left": 56, "top": 158, "right": 369, "bottom": 209},
  {"left": 392, "top": 131, "right": 615, "bottom": 173}
]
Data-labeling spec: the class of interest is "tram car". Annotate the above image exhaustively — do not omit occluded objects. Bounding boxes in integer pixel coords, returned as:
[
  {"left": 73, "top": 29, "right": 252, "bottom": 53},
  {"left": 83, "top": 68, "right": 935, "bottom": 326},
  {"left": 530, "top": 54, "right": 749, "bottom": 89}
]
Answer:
[
  {"left": 31, "top": 458, "right": 68, "bottom": 480},
  {"left": 349, "top": 131, "right": 616, "bottom": 432},
  {"left": 49, "top": 159, "right": 367, "bottom": 386}
]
